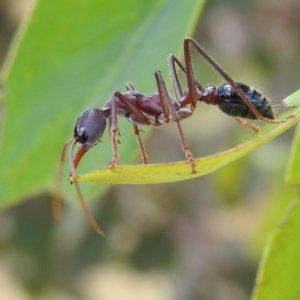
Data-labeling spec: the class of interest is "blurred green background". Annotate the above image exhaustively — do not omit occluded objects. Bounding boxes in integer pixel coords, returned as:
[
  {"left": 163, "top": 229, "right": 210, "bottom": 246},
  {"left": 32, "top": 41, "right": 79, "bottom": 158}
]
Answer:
[{"left": 0, "top": 0, "right": 300, "bottom": 299}]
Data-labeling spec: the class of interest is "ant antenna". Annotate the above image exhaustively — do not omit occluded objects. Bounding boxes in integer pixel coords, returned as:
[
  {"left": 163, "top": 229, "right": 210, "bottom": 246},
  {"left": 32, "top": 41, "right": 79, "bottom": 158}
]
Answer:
[
  {"left": 53, "top": 138, "right": 73, "bottom": 223},
  {"left": 69, "top": 140, "right": 104, "bottom": 235},
  {"left": 53, "top": 138, "right": 104, "bottom": 236}
]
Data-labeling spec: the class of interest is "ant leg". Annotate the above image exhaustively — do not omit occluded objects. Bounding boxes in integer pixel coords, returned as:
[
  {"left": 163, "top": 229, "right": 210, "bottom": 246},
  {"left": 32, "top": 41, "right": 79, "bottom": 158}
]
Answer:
[
  {"left": 169, "top": 54, "right": 203, "bottom": 108},
  {"left": 155, "top": 71, "right": 197, "bottom": 174},
  {"left": 184, "top": 37, "right": 294, "bottom": 124},
  {"left": 182, "top": 39, "right": 202, "bottom": 111},
  {"left": 234, "top": 117, "right": 260, "bottom": 132},
  {"left": 169, "top": 54, "right": 203, "bottom": 96},
  {"left": 133, "top": 124, "right": 148, "bottom": 164},
  {"left": 113, "top": 91, "right": 151, "bottom": 163},
  {"left": 108, "top": 94, "right": 121, "bottom": 167},
  {"left": 168, "top": 54, "right": 184, "bottom": 100},
  {"left": 114, "top": 91, "right": 152, "bottom": 125},
  {"left": 125, "top": 83, "right": 135, "bottom": 91}
]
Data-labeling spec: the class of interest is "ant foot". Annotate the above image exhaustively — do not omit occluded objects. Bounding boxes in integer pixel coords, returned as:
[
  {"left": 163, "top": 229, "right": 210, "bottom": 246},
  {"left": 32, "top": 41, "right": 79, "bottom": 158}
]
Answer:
[
  {"left": 188, "top": 159, "right": 197, "bottom": 174},
  {"left": 107, "top": 157, "right": 120, "bottom": 168},
  {"left": 284, "top": 114, "right": 295, "bottom": 121},
  {"left": 262, "top": 114, "right": 295, "bottom": 124},
  {"left": 190, "top": 162, "right": 197, "bottom": 174},
  {"left": 275, "top": 114, "right": 295, "bottom": 124},
  {"left": 234, "top": 117, "right": 260, "bottom": 132},
  {"left": 107, "top": 161, "right": 117, "bottom": 168},
  {"left": 185, "top": 150, "right": 197, "bottom": 174},
  {"left": 251, "top": 125, "right": 260, "bottom": 133}
]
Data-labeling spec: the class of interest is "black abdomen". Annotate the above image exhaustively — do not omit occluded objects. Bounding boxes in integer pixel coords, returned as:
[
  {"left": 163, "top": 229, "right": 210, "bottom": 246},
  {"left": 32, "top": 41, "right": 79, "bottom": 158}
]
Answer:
[{"left": 217, "top": 83, "right": 274, "bottom": 120}]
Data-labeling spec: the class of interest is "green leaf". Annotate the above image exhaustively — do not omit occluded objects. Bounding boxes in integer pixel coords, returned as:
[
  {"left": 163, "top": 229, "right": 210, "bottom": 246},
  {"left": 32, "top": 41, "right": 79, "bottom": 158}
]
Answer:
[
  {"left": 0, "top": 0, "right": 205, "bottom": 207},
  {"left": 284, "top": 89, "right": 300, "bottom": 186},
  {"left": 283, "top": 88, "right": 300, "bottom": 107},
  {"left": 74, "top": 94, "right": 300, "bottom": 184},
  {"left": 251, "top": 200, "right": 300, "bottom": 300},
  {"left": 285, "top": 123, "right": 300, "bottom": 186}
]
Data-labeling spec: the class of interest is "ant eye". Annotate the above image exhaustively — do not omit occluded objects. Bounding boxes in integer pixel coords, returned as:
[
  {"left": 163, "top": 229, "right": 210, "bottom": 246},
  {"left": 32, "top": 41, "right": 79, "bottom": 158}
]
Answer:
[{"left": 76, "top": 127, "right": 88, "bottom": 144}]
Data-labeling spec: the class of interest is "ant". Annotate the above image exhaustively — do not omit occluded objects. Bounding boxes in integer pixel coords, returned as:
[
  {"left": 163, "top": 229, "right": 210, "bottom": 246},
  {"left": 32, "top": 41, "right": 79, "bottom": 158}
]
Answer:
[
  {"left": 53, "top": 71, "right": 196, "bottom": 235},
  {"left": 53, "top": 38, "right": 294, "bottom": 235}
]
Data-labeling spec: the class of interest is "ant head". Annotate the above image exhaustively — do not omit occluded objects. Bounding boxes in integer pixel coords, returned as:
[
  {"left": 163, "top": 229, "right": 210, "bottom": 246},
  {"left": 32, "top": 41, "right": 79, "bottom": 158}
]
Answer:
[
  {"left": 52, "top": 107, "right": 107, "bottom": 235},
  {"left": 73, "top": 108, "right": 107, "bottom": 169}
]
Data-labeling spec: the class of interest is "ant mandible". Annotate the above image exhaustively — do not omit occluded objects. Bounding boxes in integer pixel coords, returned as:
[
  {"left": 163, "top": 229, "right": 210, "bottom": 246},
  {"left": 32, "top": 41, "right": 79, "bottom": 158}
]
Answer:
[{"left": 53, "top": 38, "right": 294, "bottom": 235}]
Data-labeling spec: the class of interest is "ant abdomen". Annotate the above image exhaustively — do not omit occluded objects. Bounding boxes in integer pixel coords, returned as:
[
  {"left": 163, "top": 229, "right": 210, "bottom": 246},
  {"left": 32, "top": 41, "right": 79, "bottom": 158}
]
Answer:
[{"left": 217, "top": 82, "right": 274, "bottom": 120}]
